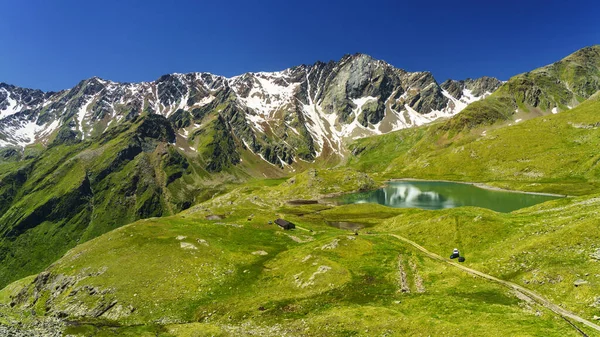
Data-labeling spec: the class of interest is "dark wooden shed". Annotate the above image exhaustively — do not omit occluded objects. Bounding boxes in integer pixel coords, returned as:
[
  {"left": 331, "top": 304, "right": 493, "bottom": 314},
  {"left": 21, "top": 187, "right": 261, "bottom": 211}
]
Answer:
[{"left": 275, "top": 218, "right": 295, "bottom": 230}]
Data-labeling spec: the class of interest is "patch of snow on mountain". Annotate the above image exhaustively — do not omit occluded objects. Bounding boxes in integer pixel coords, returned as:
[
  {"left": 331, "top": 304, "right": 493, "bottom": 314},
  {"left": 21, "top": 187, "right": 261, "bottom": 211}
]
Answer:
[
  {"left": 174, "top": 90, "right": 190, "bottom": 115},
  {"left": 441, "top": 90, "right": 467, "bottom": 113},
  {"left": 278, "top": 156, "right": 290, "bottom": 167},
  {"left": 241, "top": 139, "right": 256, "bottom": 154},
  {"left": 352, "top": 96, "right": 378, "bottom": 109},
  {"left": 245, "top": 112, "right": 267, "bottom": 132},
  {"left": 462, "top": 89, "right": 477, "bottom": 102},
  {"left": 233, "top": 74, "right": 298, "bottom": 117},
  {"left": 404, "top": 105, "right": 432, "bottom": 126},
  {"left": 77, "top": 97, "right": 95, "bottom": 139},
  {"left": 301, "top": 73, "right": 328, "bottom": 156},
  {"left": 194, "top": 95, "right": 215, "bottom": 107},
  {"left": 441, "top": 88, "right": 491, "bottom": 118},
  {"left": 286, "top": 124, "right": 300, "bottom": 136},
  {"left": 3, "top": 116, "right": 63, "bottom": 147},
  {"left": 388, "top": 108, "right": 410, "bottom": 130},
  {"left": 0, "top": 89, "right": 20, "bottom": 119},
  {"left": 257, "top": 152, "right": 277, "bottom": 166},
  {"left": 38, "top": 119, "right": 60, "bottom": 139},
  {"left": 7, "top": 120, "right": 38, "bottom": 146},
  {"left": 335, "top": 97, "right": 378, "bottom": 140},
  {"left": 461, "top": 88, "right": 489, "bottom": 105},
  {"left": 481, "top": 91, "right": 493, "bottom": 99}
]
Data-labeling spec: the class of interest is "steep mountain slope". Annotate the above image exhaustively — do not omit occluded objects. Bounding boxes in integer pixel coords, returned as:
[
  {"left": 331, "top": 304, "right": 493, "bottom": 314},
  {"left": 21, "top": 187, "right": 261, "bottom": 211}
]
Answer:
[
  {"left": 0, "top": 54, "right": 499, "bottom": 165},
  {"left": 0, "top": 113, "right": 198, "bottom": 287},
  {"left": 442, "top": 45, "right": 600, "bottom": 132}
]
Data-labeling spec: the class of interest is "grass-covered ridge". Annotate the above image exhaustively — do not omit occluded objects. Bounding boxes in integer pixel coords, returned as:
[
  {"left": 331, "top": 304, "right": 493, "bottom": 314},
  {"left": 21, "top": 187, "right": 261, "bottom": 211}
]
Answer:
[
  {"left": 441, "top": 45, "right": 600, "bottom": 133},
  {"left": 348, "top": 95, "right": 600, "bottom": 195}
]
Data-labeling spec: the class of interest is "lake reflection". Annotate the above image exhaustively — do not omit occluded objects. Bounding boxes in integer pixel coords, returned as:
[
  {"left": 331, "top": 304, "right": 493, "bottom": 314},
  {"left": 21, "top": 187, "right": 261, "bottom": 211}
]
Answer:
[{"left": 336, "top": 181, "right": 561, "bottom": 213}]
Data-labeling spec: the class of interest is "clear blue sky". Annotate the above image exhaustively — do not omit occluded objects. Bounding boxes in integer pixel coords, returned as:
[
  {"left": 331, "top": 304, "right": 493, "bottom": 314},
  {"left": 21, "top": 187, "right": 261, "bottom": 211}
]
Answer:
[{"left": 1, "top": 0, "right": 599, "bottom": 91}]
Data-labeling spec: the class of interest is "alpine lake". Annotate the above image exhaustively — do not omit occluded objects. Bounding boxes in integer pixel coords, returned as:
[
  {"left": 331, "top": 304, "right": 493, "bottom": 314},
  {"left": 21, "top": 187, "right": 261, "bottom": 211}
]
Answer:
[{"left": 332, "top": 180, "right": 563, "bottom": 213}]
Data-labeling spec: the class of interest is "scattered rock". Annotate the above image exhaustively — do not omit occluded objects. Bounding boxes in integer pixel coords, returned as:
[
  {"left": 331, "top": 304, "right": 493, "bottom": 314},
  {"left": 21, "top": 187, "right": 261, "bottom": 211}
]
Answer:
[
  {"left": 0, "top": 315, "right": 64, "bottom": 337},
  {"left": 397, "top": 255, "right": 410, "bottom": 294},
  {"left": 346, "top": 236, "right": 356, "bottom": 241},
  {"left": 590, "top": 249, "right": 600, "bottom": 260},
  {"left": 294, "top": 265, "right": 332, "bottom": 288},
  {"left": 285, "top": 234, "right": 314, "bottom": 243},
  {"left": 321, "top": 239, "right": 340, "bottom": 250},
  {"left": 175, "top": 235, "right": 187, "bottom": 241},
  {"left": 574, "top": 279, "right": 588, "bottom": 287},
  {"left": 180, "top": 242, "right": 198, "bottom": 250},
  {"left": 196, "top": 239, "right": 209, "bottom": 246},
  {"left": 409, "top": 260, "right": 425, "bottom": 293},
  {"left": 89, "top": 299, "right": 118, "bottom": 317},
  {"left": 252, "top": 250, "right": 268, "bottom": 256}
]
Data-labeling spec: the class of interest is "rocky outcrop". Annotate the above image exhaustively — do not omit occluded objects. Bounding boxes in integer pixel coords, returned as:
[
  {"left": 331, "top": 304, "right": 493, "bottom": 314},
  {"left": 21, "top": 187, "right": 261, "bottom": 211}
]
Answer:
[
  {"left": 504, "top": 46, "right": 600, "bottom": 111},
  {"left": 9, "top": 268, "right": 134, "bottom": 323},
  {"left": 0, "top": 314, "right": 64, "bottom": 337},
  {"left": 441, "top": 77, "right": 503, "bottom": 100}
]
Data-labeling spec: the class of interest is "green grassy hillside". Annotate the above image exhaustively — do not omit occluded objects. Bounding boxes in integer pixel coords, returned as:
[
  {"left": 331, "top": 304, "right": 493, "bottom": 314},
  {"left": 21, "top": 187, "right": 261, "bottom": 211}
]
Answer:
[{"left": 349, "top": 95, "right": 600, "bottom": 195}]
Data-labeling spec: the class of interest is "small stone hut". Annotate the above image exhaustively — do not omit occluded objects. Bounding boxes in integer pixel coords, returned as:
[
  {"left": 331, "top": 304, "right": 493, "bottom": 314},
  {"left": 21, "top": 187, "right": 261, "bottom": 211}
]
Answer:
[{"left": 275, "top": 218, "right": 295, "bottom": 230}]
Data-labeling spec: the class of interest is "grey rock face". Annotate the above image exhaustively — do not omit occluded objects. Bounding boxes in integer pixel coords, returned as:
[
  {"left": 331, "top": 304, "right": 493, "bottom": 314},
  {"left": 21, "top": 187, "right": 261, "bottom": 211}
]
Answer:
[{"left": 441, "top": 77, "right": 503, "bottom": 100}]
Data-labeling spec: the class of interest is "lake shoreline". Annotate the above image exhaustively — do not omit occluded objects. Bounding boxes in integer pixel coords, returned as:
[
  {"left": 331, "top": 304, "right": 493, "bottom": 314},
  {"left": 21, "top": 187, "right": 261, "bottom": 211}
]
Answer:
[{"left": 390, "top": 178, "right": 569, "bottom": 198}]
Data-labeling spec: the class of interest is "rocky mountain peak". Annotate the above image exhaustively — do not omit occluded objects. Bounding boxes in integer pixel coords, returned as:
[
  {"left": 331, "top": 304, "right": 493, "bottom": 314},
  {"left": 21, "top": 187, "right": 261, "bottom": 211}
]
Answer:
[{"left": 0, "top": 54, "right": 501, "bottom": 167}]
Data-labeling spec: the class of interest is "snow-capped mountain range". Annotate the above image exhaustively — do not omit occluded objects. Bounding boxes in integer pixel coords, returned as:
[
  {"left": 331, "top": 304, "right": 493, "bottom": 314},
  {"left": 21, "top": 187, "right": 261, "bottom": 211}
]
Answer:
[{"left": 0, "top": 53, "right": 501, "bottom": 165}]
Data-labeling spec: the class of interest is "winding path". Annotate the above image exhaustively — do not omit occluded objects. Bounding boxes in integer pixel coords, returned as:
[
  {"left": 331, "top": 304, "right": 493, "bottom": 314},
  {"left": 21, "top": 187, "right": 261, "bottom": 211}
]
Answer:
[{"left": 374, "top": 233, "right": 600, "bottom": 336}]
